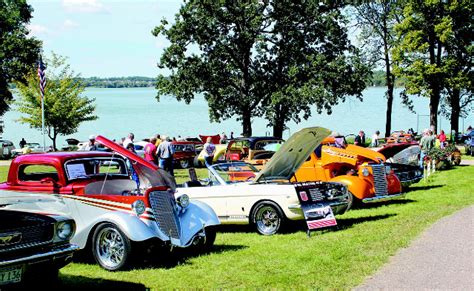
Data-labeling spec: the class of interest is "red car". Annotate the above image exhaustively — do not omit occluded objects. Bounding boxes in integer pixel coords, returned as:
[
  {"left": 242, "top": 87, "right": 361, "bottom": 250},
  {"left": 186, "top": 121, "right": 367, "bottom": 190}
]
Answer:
[
  {"left": 0, "top": 136, "right": 219, "bottom": 271},
  {"left": 172, "top": 141, "right": 201, "bottom": 168}
]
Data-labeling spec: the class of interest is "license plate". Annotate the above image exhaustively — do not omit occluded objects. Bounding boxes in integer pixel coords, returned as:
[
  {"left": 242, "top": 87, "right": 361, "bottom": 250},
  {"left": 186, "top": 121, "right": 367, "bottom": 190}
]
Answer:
[{"left": 0, "top": 267, "right": 22, "bottom": 285}]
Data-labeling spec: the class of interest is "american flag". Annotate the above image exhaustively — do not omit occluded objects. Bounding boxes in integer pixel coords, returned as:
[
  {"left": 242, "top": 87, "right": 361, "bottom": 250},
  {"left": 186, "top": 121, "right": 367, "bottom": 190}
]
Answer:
[{"left": 37, "top": 57, "right": 46, "bottom": 98}]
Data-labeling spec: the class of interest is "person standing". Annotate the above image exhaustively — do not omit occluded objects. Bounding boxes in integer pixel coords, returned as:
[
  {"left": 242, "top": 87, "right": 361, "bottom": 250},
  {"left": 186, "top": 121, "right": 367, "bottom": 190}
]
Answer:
[
  {"left": 157, "top": 136, "right": 175, "bottom": 176},
  {"left": 144, "top": 136, "right": 157, "bottom": 164},
  {"left": 420, "top": 129, "right": 435, "bottom": 166},
  {"left": 354, "top": 131, "right": 366, "bottom": 147},
  {"left": 220, "top": 132, "right": 228, "bottom": 144},
  {"left": 123, "top": 133, "right": 135, "bottom": 148},
  {"left": 19, "top": 138, "right": 27, "bottom": 149},
  {"left": 438, "top": 130, "right": 447, "bottom": 149},
  {"left": 203, "top": 137, "right": 216, "bottom": 168},
  {"left": 83, "top": 135, "right": 97, "bottom": 151},
  {"left": 370, "top": 130, "right": 380, "bottom": 147}
]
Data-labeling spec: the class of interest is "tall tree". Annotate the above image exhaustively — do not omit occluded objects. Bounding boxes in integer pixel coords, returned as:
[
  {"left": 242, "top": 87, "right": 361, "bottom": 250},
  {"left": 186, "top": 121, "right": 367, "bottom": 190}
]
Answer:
[
  {"left": 0, "top": 0, "right": 42, "bottom": 121},
  {"left": 154, "top": 1, "right": 268, "bottom": 137},
  {"left": 440, "top": 0, "right": 473, "bottom": 136},
  {"left": 260, "top": 2, "right": 370, "bottom": 138},
  {"left": 15, "top": 53, "right": 97, "bottom": 150},
  {"left": 353, "top": 1, "right": 402, "bottom": 137},
  {"left": 154, "top": 1, "right": 369, "bottom": 137},
  {"left": 392, "top": 0, "right": 450, "bottom": 133}
]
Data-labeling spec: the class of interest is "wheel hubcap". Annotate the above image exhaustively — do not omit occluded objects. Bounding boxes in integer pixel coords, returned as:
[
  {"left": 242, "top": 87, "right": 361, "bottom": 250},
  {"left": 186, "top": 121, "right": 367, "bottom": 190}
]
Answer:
[
  {"left": 96, "top": 227, "right": 125, "bottom": 269},
  {"left": 256, "top": 206, "right": 280, "bottom": 235}
]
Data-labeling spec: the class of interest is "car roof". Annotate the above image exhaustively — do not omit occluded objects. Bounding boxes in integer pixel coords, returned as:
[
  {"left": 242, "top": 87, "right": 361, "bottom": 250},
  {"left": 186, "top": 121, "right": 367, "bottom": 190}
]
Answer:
[{"left": 13, "top": 151, "right": 118, "bottom": 164}]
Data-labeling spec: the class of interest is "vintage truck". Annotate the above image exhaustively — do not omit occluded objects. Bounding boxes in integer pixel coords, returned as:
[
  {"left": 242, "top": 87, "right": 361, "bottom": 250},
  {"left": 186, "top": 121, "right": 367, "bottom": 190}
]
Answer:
[
  {"left": 0, "top": 136, "right": 220, "bottom": 271},
  {"left": 293, "top": 136, "right": 404, "bottom": 209}
]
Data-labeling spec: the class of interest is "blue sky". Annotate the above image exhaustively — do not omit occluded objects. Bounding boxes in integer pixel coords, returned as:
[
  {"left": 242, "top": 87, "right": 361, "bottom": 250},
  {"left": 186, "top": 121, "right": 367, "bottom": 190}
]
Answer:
[{"left": 28, "top": 0, "right": 181, "bottom": 77}]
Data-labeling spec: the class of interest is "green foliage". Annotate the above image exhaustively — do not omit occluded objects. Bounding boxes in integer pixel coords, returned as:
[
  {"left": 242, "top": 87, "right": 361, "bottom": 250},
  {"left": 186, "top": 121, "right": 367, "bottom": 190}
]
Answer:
[
  {"left": 79, "top": 76, "right": 156, "bottom": 88},
  {"left": 15, "top": 53, "right": 97, "bottom": 150},
  {"left": 154, "top": 1, "right": 370, "bottom": 137},
  {"left": 392, "top": 0, "right": 472, "bottom": 132},
  {"left": 0, "top": 0, "right": 42, "bottom": 117}
]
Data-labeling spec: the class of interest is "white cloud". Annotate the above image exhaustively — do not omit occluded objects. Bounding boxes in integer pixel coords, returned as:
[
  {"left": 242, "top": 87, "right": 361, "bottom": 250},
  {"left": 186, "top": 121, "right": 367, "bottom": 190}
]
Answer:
[
  {"left": 28, "top": 24, "right": 48, "bottom": 36},
  {"left": 63, "top": 19, "right": 79, "bottom": 29},
  {"left": 62, "top": 0, "right": 108, "bottom": 13}
]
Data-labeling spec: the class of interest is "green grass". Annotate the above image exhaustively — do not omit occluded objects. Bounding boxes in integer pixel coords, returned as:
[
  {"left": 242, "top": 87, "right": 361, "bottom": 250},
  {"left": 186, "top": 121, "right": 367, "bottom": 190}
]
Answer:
[{"left": 1, "top": 165, "right": 473, "bottom": 288}]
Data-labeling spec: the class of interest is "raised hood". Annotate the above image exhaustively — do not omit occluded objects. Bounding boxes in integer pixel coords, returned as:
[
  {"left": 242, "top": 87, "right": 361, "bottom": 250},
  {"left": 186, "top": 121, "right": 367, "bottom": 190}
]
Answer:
[
  {"left": 95, "top": 135, "right": 176, "bottom": 190},
  {"left": 254, "top": 127, "right": 331, "bottom": 183}
]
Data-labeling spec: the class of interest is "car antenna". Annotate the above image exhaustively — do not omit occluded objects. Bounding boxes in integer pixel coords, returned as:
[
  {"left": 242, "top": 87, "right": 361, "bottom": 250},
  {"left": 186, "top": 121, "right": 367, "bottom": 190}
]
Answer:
[{"left": 99, "top": 152, "right": 115, "bottom": 194}]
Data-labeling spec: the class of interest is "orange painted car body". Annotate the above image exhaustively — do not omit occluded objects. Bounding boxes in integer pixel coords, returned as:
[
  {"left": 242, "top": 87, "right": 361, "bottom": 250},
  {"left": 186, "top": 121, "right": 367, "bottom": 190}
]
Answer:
[{"left": 292, "top": 137, "right": 402, "bottom": 202}]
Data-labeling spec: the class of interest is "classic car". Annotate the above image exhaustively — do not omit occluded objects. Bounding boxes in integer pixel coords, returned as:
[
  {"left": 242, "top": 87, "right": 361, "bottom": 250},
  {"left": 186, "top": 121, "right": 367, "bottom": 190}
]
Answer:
[
  {"left": 194, "top": 144, "right": 228, "bottom": 167},
  {"left": 172, "top": 141, "right": 198, "bottom": 169},
  {"left": 0, "top": 140, "right": 15, "bottom": 159},
  {"left": 11, "top": 143, "right": 46, "bottom": 157},
  {"left": 223, "top": 137, "right": 284, "bottom": 167},
  {"left": 386, "top": 130, "right": 415, "bottom": 144},
  {"left": 294, "top": 135, "right": 405, "bottom": 209},
  {"left": 0, "top": 136, "right": 220, "bottom": 271},
  {"left": 0, "top": 209, "right": 78, "bottom": 287},
  {"left": 375, "top": 141, "right": 423, "bottom": 187},
  {"left": 177, "top": 127, "right": 350, "bottom": 235}
]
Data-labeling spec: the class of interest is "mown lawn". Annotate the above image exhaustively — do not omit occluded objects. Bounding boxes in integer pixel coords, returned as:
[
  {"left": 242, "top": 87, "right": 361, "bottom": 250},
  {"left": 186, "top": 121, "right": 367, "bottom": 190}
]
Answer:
[{"left": 1, "top": 165, "right": 473, "bottom": 289}]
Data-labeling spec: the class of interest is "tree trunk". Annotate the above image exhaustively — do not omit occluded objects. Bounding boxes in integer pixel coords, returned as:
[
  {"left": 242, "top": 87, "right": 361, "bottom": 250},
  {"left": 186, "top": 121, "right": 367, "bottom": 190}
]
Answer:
[
  {"left": 272, "top": 116, "right": 285, "bottom": 139},
  {"left": 450, "top": 88, "right": 461, "bottom": 140},
  {"left": 382, "top": 13, "right": 394, "bottom": 138},
  {"left": 242, "top": 111, "right": 252, "bottom": 137},
  {"left": 429, "top": 89, "right": 440, "bottom": 133}
]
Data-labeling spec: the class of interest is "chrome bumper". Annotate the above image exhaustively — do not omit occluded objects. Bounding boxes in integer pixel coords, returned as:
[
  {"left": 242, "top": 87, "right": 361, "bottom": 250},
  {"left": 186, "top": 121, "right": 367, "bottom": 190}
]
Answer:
[
  {"left": 362, "top": 193, "right": 406, "bottom": 203},
  {"left": 0, "top": 244, "right": 79, "bottom": 267}
]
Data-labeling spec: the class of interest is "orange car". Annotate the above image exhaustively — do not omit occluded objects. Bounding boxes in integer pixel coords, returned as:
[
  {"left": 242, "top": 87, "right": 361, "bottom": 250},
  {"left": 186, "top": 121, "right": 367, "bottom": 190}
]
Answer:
[{"left": 293, "top": 136, "right": 403, "bottom": 209}]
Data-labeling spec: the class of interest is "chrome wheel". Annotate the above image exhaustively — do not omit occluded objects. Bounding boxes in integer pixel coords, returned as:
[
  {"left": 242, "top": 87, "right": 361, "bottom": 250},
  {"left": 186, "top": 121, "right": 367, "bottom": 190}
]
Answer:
[
  {"left": 93, "top": 224, "right": 130, "bottom": 271},
  {"left": 253, "top": 203, "right": 282, "bottom": 235}
]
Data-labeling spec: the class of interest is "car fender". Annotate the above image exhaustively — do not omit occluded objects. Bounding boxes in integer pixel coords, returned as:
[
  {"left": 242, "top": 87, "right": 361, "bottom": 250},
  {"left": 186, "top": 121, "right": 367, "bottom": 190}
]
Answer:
[
  {"left": 329, "top": 175, "right": 371, "bottom": 200},
  {"left": 176, "top": 200, "right": 219, "bottom": 246},
  {"left": 73, "top": 211, "right": 157, "bottom": 248}
]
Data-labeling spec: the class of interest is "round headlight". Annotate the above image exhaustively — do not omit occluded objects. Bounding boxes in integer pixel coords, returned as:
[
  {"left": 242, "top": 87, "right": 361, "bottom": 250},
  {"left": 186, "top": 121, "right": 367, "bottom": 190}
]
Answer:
[
  {"left": 362, "top": 167, "right": 370, "bottom": 177},
  {"left": 132, "top": 200, "right": 146, "bottom": 216},
  {"left": 177, "top": 194, "right": 190, "bottom": 208},
  {"left": 56, "top": 221, "right": 74, "bottom": 240}
]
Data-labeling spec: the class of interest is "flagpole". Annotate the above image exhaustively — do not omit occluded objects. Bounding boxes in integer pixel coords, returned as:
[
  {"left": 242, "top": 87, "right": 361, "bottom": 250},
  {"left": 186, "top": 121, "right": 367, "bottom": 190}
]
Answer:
[{"left": 38, "top": 56, "right": 46, "bottom": 151}]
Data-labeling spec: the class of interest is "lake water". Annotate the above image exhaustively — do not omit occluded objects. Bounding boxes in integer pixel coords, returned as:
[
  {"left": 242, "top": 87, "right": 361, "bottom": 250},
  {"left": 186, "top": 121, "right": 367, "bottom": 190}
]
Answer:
[{"left": 3, "top": 87, "right": 472, "bottom": 147}]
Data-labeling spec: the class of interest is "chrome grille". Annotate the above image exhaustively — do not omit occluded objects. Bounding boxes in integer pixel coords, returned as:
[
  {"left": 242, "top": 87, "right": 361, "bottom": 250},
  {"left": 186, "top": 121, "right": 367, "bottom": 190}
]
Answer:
[
  {"left": 0, "top": 223, "right": 54, "bottom": 253},
  {"left": 371, "top": 164, "right": 388, "bottom": 196},
  {"left": 148, "top": 190, "right": 181, "bottom": 240}
]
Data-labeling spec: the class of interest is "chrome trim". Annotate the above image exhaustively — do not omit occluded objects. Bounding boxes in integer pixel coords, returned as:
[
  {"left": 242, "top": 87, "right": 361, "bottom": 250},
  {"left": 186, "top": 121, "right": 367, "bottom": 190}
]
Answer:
[
  {"left": 370, "top": 164, "right": 388, "bottom": 196},
  {"left": 148, "top": 191, "right": 181, "bottom": 241},
  {"left": 362, "top": 193, "right": 406, "bottom": 203},
  {"left": 0, "top": 244, "right": 79, "bottom": 267}
]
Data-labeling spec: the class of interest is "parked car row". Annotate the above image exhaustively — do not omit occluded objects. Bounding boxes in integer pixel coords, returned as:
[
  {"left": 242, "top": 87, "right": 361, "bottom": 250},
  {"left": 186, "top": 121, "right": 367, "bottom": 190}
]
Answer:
[{"left": 0, "top": 126, "right": 427, "bottom": 286}]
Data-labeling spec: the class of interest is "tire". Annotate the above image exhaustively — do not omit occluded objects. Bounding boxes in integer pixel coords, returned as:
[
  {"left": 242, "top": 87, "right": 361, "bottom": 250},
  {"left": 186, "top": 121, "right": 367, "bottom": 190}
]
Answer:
[
  {"left": 179, "top": 159, "right": 191, "bottom": 169},
  {"left": 250, "top": 201, "right": 285, "bottom": 235},
  {"left": 346, "top": 191, "right": 361, "bottom": 211},
  {"left": 189, "top": 227, "right": 216, "bottom": 254},
  {"left": 92, "top": 223, "right": 132, "bottom": 271}
]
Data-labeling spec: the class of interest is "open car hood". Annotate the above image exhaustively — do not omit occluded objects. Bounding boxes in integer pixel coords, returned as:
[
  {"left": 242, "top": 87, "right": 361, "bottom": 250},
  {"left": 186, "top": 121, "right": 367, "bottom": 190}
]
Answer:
[
  {"left": 95, "top": 135, "right": 176, "bottom": 190},
  {"left": 254, "top": 127, "right": 331, "bottom": 183}
]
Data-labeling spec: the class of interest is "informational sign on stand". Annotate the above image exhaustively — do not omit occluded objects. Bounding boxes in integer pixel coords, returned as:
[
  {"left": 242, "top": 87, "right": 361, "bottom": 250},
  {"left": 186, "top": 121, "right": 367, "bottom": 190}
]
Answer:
[{"left": 293, "top": 182, "right": 337, "bottom": 231}]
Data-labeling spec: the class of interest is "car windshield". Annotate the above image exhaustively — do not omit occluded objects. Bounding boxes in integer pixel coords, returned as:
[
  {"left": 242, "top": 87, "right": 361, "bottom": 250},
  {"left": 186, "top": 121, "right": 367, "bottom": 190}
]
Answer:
[
  {"left": 211, "top": 162, "right": 258, "bottom": 184},
  {"left": 64, "top": 157, "right": 129, "bottom": 181},
  {"left": 254, "top": 140, "right": 283, "bottom": 151}
]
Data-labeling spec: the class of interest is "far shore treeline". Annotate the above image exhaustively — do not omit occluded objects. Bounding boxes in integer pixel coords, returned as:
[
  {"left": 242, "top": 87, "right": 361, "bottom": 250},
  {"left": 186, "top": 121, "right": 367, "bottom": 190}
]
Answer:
[{"left": 7, "top": 72, "right": 400, "bottom": 89}]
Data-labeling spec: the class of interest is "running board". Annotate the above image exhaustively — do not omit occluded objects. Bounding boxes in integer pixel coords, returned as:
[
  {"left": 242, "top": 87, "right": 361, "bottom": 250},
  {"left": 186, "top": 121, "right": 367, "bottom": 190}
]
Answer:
[{"left": 362, "top": 193, "right": 406, "bottom": 203}]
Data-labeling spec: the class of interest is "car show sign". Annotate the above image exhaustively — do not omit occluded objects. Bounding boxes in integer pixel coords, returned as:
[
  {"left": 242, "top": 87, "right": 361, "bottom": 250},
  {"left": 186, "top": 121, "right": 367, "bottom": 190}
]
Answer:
[{"left": 294, "top": 182, "right": 337, "bottom": 231}]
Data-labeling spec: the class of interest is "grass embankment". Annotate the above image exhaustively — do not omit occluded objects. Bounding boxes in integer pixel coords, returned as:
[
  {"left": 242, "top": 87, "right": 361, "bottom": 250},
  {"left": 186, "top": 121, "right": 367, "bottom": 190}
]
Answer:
[{"left": 1, "top": 165, "right": 473, "bottom": 289}]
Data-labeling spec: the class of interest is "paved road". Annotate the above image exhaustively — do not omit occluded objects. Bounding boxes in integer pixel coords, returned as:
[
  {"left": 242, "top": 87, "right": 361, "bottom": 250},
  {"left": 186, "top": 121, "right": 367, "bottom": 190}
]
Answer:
[{"left": 356, "top": 205, "right": 474, "bottom": 290}]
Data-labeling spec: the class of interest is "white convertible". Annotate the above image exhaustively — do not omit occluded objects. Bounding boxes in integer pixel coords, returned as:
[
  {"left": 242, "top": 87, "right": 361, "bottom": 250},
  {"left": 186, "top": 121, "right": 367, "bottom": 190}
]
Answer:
[{"left": 176, "top": 127, "right": 350, "bottom": 235}]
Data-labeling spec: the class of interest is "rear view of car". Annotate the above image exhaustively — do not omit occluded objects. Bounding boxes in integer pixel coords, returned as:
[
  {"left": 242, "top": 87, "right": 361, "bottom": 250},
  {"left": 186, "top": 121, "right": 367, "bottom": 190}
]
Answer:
[
  {"left": 0, "top": 210, "right": 78, "bottom": 287},
  {"left": 0, "top": 140, "right": 15, "bottom": 159}
]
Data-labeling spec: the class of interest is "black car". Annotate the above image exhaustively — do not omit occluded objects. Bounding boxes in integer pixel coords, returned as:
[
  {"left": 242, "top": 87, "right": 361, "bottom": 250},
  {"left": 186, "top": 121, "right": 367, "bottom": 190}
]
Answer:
[{"left": 0, "top": 209, "right": 78, "bottom": 287}]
